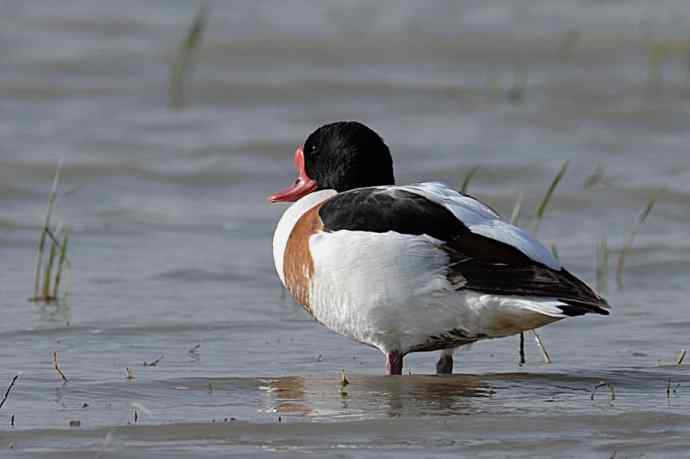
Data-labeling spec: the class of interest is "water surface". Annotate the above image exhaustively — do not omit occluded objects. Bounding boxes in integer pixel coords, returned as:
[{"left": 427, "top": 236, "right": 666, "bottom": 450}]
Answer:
[{"left": 2, "top": 1, "right": 690, "bottom": 457}]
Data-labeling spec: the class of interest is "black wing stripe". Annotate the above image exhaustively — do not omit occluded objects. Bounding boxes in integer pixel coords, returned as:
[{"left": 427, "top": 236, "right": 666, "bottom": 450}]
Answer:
[{"left": 319, "top": 187, "right": 468, "bottom": 241}]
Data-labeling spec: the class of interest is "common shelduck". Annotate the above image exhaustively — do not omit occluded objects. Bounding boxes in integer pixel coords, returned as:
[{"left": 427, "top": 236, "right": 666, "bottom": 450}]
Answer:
[{"left": 269, "top": 121, "right": 609, "bottom": 375}]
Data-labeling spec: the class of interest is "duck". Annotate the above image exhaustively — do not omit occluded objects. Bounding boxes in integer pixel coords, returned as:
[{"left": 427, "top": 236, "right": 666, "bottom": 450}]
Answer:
[{"left": 269, "top": 121, "right": 609, "bottom": 375}]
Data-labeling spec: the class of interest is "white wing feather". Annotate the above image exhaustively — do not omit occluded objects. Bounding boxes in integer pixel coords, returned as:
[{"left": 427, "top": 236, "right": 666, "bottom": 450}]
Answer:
[{"left": 394, "top": 182, "right": 562, "bottom": 270}]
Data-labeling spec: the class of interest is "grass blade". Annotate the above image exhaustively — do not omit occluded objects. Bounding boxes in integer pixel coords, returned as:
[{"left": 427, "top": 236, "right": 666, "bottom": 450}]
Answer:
[
  {"left": 52, "top": 230, "right": 70, "bottom": 299},
  {"left": 638, "top": 193, "right": 659, "bottom": 225},
  {"left": 558, "top": 27, "right": 581, "bottom": 60},
  {"left": 595, "top": 237, "right": 609, "bottom": 295},
  {"left": 550, "top": 243, "right": 560, "bottom": 261},
  {"left": 42, "top": 239, "right": 58, "bottom": 300},
  {"left": 615, "top": 191, "right": 661, "bottom": 290},
  {"left": 169, "top": 3, "right": 209, "bottom": 109},
  {"left": 515, "top": 164, "right": 567, "bottom": 365},
  {"left": 33, "top": 159, "right": 63, "bottom": 299},
  {"left": 532, "top": 161, "right": 569, "bottom": 234},
  {"left": 460, "top": 166, "right": 481, "bottom": 194},
  {"left": 507, "top": 62, "right": 527, "bottom": 104},
  {"left": 510, "top": 192, "right": 523, "bottom": 226},
  {"left": 33, "top": 229, "right": 48, "bottom": 299}
]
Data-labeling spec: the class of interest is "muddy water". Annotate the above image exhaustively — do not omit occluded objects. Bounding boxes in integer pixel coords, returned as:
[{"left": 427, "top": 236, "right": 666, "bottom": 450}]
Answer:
[{"left": 2, "top": 1, "right": 690, "bottom": 457}]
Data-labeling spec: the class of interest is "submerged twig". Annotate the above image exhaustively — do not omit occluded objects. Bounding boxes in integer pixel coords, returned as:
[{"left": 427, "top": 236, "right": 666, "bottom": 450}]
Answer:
[
  {"left": 590, "top": 380, "right": 615, "bottom": 401},
  {"left": 0, "top": 374, "right": 21, "bottom": 410},
  {"left": 519, "top": 332, "right": 526, "bottom": 365},
  {"left": 666, "top": 379, "right": 680, "bottom": 398},
  {"left": 130, "top": 402, "right": 151, "bottom": 424},
  {"left": 677, "top": 349, "right": 687, "bottom": 365},
  {"left": 53, "top": 352, "right": 68, "bottom": 383},
  {"left": 616, "top": 191, "right": 661, "bottom": 290}
]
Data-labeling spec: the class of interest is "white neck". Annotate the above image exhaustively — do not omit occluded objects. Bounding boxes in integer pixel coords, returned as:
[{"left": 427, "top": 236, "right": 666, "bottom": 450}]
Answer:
[{"left": 272, "top": 189, "right": 337, "bottom": 285}]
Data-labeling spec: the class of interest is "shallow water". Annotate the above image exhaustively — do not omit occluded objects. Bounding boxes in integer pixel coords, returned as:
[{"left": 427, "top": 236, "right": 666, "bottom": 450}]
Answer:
[{"left": 2, "top": 1, "right": 690, "bottom": 457}]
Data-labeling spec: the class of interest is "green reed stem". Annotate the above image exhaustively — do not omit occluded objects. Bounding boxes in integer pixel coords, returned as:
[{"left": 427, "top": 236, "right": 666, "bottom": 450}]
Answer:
[
  {"left": 43, "top": 239, "right": 57, "bottom": 300},
  {"left": 52, "top": 230, "right": 70, "bottom": 299},
  {"left": 595, "top": 237, "right": 608, "bottom": 295},
  {"left": 169, "top": 3, "right": 209, "bottom": 109},
  {"left": 510, "top": 192, "right": 523, "bottom": 226},
  {"left": 532, "top": 161, "right": 569, "bottom": 235},
  {"left": 460, "top": 166, "right": 481, "bottom": 194},
  {"left": 615, "top": 191, "right": 661, "bottom": 290},
  {"left": 33, "top": 159, "right": 62, "bottom": 300}
]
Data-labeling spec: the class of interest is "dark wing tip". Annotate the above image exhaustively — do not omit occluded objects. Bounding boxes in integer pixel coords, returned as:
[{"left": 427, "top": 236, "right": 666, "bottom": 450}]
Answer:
[
  {"left": 555, "top": 269, "right": 611, "bottom": 316},
  {"left": 557, "top": 303, "right": 610, "bottom": 317}
]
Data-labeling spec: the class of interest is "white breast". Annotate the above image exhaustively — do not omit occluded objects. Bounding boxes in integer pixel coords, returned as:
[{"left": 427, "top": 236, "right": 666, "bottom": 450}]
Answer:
[
  {"left": 272, "top": 189, "right": 336, "bottom": 285},
  {"left": 307, "top": 230, "right": 457, "bottom": 351}
]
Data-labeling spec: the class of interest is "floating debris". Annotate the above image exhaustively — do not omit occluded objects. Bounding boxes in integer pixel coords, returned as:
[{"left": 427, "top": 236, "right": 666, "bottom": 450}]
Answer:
[{"left": 143, "top": 354, "right": 164, "bottom": 367}]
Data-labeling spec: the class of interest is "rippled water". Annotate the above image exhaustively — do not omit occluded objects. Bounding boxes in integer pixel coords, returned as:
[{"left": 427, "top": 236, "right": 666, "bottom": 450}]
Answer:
[{"left": 2, "top": 1, "right": 690, "bottom": 457}]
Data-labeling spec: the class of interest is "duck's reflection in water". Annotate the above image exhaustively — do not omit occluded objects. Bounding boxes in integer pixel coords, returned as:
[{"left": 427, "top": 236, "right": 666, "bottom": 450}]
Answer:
[{"left": 259, "top": 374, "right": 495, "bottom": 419}]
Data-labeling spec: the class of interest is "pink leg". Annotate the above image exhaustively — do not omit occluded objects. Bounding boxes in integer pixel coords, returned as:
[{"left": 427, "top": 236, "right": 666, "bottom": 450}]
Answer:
[{"left": 385, "top": 351, "right": 403, "bottom": 375}]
